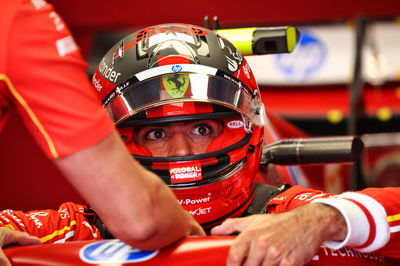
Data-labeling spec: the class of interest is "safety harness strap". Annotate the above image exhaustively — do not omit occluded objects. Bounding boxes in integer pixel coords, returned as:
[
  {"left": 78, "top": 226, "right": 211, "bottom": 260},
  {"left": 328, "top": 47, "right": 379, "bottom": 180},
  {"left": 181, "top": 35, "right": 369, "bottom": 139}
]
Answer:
[{"left": 243, "top": 183, "right": 291, "bottom": 215}]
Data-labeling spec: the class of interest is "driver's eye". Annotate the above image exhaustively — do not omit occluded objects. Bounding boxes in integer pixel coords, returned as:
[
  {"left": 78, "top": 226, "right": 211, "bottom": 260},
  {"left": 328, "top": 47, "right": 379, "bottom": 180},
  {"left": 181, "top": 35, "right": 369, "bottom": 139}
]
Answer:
[
  {"left": 145, "top": 129, "right": 165, "bottom": 141},
  {"left": 192, "top": 124, "right": 212, "bottom": 136}
]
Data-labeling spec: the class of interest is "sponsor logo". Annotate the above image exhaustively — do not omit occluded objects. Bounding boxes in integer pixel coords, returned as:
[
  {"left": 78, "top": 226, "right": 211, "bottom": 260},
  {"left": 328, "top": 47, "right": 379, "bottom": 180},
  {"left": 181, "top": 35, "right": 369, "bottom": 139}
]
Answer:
[
  {"left": 179, "top": 193, "right": 212, "bottom": 206},
  {"left": 80, "top": 240, "right": 159, "bottom": 264},
  {"left": 223, "top": 41, "right": 243, "bottom": 72},
  {"left": 49, "top": 11, "right": 65, "bottom": 31},
  {"left": 115, "top": 81, "right": 130, "bottom": 94},
  {"left": 188, "top": 207, "right": 212, "bottom": 216},
  {"left": 274, "top": 29, "right": 327, "bottom": 81},
  {"left": 320, "top": 246, "right": 384, "bottom": 262},
  {"left": 103, "top": 91, "right": 116, "bottom": 106},
  {"left": 242, "top": 62, "right": 251, "bottom": 79},
  {"left": 31, "top": 0, "right": 46, "bottom": 10},
  {"left": 55, "top": 36, "right": 78, "bottom": 57},
  {"left": 172, "top": 65, "right": 182, "bottom": 72},
  {"left": 92, "top": 73, "right": 102, "bottom": 92},
  {"left": 227, "top": 120, "right": 244, "bottom": 129},
  {"left": 170, "top": 164, "right": 202, "bottom": 183},
  {"left": 98, "top": 59, "right": 122, "bottom": 83},
  {"left": 26, "top": 212, "right": 48, "bottom": 228},
  {"left": 162, "top": 73, "right": 189, "bottom": 98},
  {"left": 226, "top": 55, "right": 238, "bottom": 72},
  {"left": 1, "top": 210, "right": 25, "bottom": 228},
  {"left": 223, "top": 74, "right": 243, "bottom": 89}
]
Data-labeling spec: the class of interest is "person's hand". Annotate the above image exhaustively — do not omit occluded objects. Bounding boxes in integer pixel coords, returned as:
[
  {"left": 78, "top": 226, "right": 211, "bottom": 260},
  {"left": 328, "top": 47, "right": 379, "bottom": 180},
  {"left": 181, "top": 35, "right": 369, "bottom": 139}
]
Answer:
[
  {"left": 186, "top": 213, "right": 206, "bottom": 236},
  {"left": 0, "top": 227, "right": 41, "bottom": 266},
  {"left": 210, "top": 203, "right": 347, "bottom": 266}
]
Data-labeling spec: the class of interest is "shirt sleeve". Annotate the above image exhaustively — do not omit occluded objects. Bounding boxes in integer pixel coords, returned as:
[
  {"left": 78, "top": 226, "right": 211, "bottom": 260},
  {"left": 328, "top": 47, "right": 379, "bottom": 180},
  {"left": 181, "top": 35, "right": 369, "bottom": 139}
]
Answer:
[
  {"left": 266, "top": 185, "right": 335, "bottom": 213},
  {"left": 312, "top": 187, "right": 400, "bottom": 258},
  {"left": 5, "top": 0, "right": 114, "bottom": 158},
  {"left": 0, "top": 202, "right": 102, "bottom": 243},
  {"left": 267, "top": 186, "right": 400, "bottom": 258}
]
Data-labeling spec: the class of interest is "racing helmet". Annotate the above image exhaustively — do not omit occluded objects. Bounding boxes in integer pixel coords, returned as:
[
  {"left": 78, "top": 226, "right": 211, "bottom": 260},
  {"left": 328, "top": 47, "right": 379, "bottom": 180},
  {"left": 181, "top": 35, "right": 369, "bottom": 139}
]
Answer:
[{"left": 92, "top": 23, "right": 265, "bottom": 228}]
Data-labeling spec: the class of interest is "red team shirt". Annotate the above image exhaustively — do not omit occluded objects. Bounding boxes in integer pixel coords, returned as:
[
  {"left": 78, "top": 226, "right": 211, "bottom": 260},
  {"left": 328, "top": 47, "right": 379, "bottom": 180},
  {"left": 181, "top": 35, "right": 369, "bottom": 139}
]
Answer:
[{"left": 0, "top": 0, "right": 114, "bottom": 158}]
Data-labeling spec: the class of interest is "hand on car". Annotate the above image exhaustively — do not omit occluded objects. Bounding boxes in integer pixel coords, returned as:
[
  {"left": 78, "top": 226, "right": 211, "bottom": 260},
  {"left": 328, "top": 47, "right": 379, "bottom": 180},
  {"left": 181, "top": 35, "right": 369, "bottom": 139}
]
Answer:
[
  {"left": 211, "top": 203, "right": 347, "bottom": 266},
  {"left": 0, "top": 227, "right": 41, "bottom": 266}
]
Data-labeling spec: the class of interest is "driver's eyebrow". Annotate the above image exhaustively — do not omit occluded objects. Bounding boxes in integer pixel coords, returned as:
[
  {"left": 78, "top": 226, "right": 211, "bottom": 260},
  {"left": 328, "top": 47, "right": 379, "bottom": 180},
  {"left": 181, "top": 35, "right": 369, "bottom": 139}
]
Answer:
[{"left": 137, "top": 120, "right": 222, "bottom": 130}]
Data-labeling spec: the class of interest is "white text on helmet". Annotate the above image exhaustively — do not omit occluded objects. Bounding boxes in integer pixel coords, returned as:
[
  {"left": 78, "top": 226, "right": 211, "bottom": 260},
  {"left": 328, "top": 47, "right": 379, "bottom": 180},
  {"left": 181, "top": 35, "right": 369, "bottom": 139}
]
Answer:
[
  {"left": 170, "top": 166, "right": 201, "bottom": 174},
  {"left": 188, "top": 207, "right": 212, "bottom": 216},
  {"left": 92, "top": 73, "right": 102, "bottom": 92},
  {"left": 178, "top": 194, "right": 211, "bottom": 206},
  {"left": 227, "top": 120, "right": 244, "bottom": 129},
  {"left": 99, "top": 59, "right": 121, "bottom": 83},
  {"left": 170, "top": 165, "right": 202, "bottom": 183}
]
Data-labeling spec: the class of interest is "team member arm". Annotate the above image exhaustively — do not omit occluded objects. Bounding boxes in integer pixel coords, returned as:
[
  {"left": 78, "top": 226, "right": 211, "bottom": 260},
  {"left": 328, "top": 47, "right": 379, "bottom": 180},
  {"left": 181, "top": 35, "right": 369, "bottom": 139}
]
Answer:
[
  {"left": 55, "top": 131, "right": 205, "bottom": 250},
  {"left": 6, "top": 0, "right": 203, "bottom": 251}
]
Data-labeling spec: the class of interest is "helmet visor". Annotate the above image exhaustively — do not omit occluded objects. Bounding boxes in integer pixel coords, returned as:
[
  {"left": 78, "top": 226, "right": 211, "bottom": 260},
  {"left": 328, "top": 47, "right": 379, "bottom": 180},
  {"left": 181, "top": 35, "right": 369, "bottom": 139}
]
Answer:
[{"left": 104, "top": 72, "right": 264, "bottom": 127}]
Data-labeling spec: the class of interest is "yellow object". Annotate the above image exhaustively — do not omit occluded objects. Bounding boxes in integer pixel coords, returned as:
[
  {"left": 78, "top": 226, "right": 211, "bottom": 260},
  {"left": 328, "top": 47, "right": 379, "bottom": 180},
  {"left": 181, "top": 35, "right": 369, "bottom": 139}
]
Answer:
[
  {"left": 377, "top": 107, "right": 392, "bottom": 121},
  {"left": 40, "top": 220, "right": 77, "bottom": 243},
  {"left": 388, "top": 213, "right": 400, "bottom": 222},
  {"left": 286, "top": 26, "right": 297, "bottom": 52},
  {"left": 327, "top": 109, "right": 344, "bottom": 124},
  {"left": 215, "top": 28, "right": 255, "bottom": 55},
  {"left": 162, "top": 74, "right": 190, "bottom": 98}
]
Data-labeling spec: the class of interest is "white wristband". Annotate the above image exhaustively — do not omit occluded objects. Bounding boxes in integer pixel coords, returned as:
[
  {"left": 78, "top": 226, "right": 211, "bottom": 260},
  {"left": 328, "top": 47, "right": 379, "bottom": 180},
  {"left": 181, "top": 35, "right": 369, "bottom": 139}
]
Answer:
[
  {"left": 337, "top": 192, "right": 389, "bottom": 253},
  {"left": 311, "top": 197, "right": 369, "bottom": 249}
]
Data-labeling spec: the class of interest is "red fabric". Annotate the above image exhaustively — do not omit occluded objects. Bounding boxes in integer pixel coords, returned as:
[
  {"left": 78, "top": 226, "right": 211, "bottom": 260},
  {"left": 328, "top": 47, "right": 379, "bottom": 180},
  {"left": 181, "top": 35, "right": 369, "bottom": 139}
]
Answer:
[
  {"left": 357, "top": 188, "right": 400, "bottom": 258},
  {"left": 267, "top": 186, "right": 400, "bottom": 258},
  {"left": 0, "top": 0, "right": 114, "bottom": 158},
  {"left": 0, "top": 202, "right": 102, "bottom": 243}
]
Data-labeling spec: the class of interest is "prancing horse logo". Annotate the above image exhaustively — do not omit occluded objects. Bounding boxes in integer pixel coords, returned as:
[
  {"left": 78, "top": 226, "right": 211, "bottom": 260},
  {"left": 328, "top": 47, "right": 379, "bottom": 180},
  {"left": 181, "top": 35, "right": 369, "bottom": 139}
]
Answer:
[{"left": 162, "top": 73, "right": 189, "bottom": 98}]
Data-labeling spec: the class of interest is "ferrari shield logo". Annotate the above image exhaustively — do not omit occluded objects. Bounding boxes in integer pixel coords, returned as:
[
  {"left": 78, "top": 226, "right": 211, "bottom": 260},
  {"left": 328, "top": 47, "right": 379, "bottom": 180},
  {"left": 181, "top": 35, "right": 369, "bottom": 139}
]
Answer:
[{"left": 162, "top": 74, "right": 189, "bottom": 98}]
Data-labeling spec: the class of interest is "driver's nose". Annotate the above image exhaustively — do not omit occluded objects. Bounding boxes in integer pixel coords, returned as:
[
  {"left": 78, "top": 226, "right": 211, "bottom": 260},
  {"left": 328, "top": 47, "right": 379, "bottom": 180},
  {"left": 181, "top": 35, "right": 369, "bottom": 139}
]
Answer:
[{"left": 167, "top": 133, "right": 194, "bottom": 156}]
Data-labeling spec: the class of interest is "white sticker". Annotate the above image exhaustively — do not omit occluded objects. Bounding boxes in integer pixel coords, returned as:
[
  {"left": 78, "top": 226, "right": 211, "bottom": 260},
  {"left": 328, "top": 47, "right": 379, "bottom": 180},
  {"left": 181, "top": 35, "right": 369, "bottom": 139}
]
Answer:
[{"left": 56, "top": 36, "right": 78, "bottom": 57}]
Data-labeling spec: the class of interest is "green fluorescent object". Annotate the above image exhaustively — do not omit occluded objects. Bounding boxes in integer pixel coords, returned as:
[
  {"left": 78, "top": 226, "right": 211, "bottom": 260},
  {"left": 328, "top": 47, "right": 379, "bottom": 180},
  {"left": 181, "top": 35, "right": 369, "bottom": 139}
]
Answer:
[
  {"left": 216, "top": 26, "right": 300, "bottom": 55},
  {"left": 215, "top": 27, "right": 256, "bottom": 55}
]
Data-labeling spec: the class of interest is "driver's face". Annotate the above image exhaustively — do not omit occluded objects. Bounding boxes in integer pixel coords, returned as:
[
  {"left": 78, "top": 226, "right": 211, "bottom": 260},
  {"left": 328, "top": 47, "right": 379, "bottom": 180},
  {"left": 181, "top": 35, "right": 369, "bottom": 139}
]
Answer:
[{"left": 134, "top": 120, "right": 222, "bottom": 157}]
